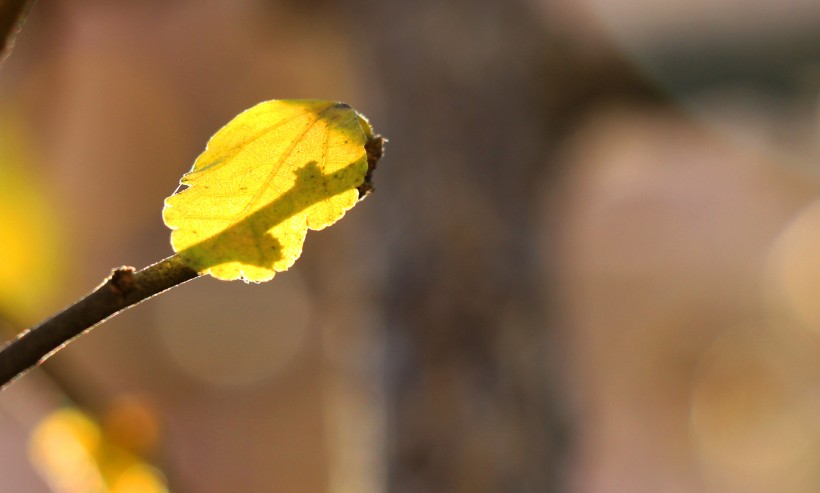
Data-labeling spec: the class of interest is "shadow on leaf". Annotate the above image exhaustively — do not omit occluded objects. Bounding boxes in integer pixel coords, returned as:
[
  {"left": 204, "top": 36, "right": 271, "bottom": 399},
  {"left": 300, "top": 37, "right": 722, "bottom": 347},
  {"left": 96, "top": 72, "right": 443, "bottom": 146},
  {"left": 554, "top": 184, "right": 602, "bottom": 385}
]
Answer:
[{"left": 176, "top": 158, "right": 366, "bottom": 280}]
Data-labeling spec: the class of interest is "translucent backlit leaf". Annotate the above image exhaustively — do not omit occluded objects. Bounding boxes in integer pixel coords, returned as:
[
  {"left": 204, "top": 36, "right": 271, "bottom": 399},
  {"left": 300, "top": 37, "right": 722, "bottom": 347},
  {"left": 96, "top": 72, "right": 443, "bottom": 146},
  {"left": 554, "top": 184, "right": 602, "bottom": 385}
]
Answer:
[{"left": 163, "top": 100, "right": 380, "bottom": 282}]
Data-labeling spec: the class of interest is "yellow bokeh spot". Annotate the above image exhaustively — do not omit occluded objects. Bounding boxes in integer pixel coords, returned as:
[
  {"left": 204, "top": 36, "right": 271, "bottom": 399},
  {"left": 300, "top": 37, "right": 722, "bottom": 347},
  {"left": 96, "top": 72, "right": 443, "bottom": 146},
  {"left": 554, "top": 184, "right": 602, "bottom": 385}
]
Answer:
[
  {"left": 767, "top": 199, "right": 820, "bottom": 333},
  {"left": 690, "top": 324, "right": 820, "bottom": 487},
  {"left": 110, "top": 464, "right": 168, "bottom": 493},
  {"left": 103, "top": 395, "right": 160, "bottom": 456},
  {"left": 30, "top": 406, "right": 171, "bottom": 493},
  {"left": 0, "top": 114, "right": 64, "bottom": 323},
  {"left": 29, "top": 409, "right": 107, "bottom": 493}
]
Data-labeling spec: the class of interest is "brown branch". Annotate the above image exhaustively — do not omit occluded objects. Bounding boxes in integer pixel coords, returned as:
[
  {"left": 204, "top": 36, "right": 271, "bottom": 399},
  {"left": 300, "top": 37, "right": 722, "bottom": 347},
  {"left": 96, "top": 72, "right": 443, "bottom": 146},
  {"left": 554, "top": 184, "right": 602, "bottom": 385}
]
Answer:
[
  {"left": 0, "top": 254, "right": 199, "bottom": 389},
  {"left": 0, "top": 0, "right": 34, "bottom": 65}
]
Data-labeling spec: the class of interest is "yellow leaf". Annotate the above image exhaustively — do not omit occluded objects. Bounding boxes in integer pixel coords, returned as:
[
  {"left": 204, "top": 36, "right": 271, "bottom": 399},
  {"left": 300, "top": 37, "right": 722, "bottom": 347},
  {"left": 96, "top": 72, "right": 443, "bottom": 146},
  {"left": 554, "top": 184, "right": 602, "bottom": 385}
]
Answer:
[{"left": 163, "top": 100, "right": 378, "bottom": 282}]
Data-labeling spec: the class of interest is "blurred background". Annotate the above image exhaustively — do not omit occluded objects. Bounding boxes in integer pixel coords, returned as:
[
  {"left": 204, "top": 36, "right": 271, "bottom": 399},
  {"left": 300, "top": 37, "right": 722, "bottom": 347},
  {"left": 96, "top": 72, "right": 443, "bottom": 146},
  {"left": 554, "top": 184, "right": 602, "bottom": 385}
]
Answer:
[{"left": 1, "top": 0, "right": 820, "bottom": 492}]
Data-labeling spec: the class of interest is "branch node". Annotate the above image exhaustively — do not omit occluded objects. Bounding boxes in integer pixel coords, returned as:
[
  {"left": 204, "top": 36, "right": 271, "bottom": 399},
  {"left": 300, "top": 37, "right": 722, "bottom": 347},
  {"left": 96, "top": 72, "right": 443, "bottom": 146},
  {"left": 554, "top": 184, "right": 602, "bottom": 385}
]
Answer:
[{"left": 109, "top": 266, "right": 136, "bottom": 296}]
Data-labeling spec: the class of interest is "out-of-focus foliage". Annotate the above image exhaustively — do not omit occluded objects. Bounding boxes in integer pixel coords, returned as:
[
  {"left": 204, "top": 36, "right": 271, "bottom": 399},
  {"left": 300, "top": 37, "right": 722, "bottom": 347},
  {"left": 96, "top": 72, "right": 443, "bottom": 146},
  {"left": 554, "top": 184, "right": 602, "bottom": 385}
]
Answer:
[
  {"left": 163, "top": 100, "right": 373, "bottom": 282},
  {"left": 0, "top": 113, "right": 63, "bottom": 324},
  {"left": 29, "top": 407, "right": 168, "bottom": 493}
]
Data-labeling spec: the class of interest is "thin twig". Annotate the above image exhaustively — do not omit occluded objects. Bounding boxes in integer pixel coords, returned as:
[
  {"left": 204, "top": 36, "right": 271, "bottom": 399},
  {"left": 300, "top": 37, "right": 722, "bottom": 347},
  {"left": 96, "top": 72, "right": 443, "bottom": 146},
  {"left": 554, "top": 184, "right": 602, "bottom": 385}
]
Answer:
[
  {"left": 0, "top": 0, "right": 34, "bottom": 65},
  {"left": 0, "top": 255, "right": 199, "bottom": 389}
]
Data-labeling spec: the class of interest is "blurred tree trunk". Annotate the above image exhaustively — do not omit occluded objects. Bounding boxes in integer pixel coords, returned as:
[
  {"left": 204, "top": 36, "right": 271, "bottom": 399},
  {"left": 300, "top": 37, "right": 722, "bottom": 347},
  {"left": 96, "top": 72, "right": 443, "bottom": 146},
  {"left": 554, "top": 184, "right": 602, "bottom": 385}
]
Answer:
[
  {"left": 347, "top": 1, "right": 663, "bottom": 492},
  {"left": 355, "top": 2, "right": 566, "bottom": 492}
]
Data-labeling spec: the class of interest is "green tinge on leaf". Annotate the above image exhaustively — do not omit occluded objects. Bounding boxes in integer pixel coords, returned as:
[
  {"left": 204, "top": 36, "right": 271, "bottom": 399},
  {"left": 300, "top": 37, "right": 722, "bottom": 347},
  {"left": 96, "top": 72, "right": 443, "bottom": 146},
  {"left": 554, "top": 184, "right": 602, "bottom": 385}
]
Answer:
[{"left": 163, "top": 99, "right": 376, "bottom": 282}]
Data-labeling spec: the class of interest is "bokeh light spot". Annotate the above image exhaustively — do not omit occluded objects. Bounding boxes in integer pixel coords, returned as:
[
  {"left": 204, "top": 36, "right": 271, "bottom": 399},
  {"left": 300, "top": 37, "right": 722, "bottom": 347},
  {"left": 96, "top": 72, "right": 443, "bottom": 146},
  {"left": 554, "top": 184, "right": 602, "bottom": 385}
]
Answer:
[
  {"left": 155, "top": 272, "right": 312, "bottom": 388},
  {"left": 690, "top": 324, "right": 820, "bottom": 488},
  {"left": 29, "top": 408, "right": 107, "bottom": 493},
  {"left": 103, "top": 395, "right": 161, "bottom": 457},
  {"left": 767, "top": 199, "right": 820, "bottom": 333}
]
